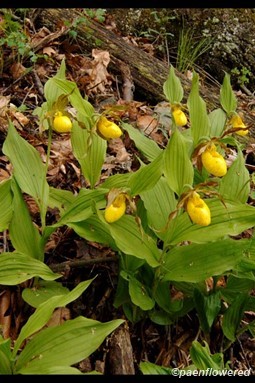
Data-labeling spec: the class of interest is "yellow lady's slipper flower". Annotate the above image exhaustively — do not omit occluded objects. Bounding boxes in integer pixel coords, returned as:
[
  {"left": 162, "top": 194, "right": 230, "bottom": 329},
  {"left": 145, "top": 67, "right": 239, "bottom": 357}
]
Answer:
[
  {"left": 172, "top": 107, "right": 187, "bottom": 126},
  {"left": 53, "top": 111, "right": 72, "bottom": 133},
  {"left": 97, "top": 116, "right": 122, "bottom": 139},
  {"left": 229, "top": 114, "right": 248, "bottom": 136},
  {"left": 104, "top": 193, "right": 126, "bottom": 223},
  {"left": 186, "top": 192, "right": 211, "bottom": 226},
  {"left": 201, "top": 144, "right": 227, "bottom": 177}
]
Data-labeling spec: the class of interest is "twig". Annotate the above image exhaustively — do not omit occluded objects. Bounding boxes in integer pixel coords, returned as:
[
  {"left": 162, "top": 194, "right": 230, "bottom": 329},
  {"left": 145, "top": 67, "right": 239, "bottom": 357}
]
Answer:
[
  {"left": 31, "top": 69, "right": 44, "bottom": 99},
  {"left": 50, "top": 255, "right": 119, "bottom": 272}
]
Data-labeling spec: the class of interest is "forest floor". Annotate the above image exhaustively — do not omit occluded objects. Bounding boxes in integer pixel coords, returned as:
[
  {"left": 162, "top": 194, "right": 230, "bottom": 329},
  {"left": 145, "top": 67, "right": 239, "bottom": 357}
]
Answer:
[{"left": 0, "top": 8, "right": 255, "bottom": 376}]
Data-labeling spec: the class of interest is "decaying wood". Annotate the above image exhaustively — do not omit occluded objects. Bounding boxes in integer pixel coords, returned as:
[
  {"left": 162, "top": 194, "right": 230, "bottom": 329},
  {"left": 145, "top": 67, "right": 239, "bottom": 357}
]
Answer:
[
  {"left": 106, "top": 321, "right": 135, "bottom": 375},
  {"left": 38, "top": 8, "right": 221, "bottom": 107}
]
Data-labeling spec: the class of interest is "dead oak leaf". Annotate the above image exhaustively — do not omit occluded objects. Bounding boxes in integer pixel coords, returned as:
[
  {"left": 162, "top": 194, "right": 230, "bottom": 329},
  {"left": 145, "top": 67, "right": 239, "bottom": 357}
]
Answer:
[{"left": 87, "top": 49, "right": 113, "bottom": 94}]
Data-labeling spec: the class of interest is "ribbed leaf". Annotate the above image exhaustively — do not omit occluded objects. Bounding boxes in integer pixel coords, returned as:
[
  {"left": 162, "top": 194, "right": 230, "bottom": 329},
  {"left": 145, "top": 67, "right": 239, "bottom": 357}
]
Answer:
[
  {"left": 128, "top": 275, "right": 155, "bottom": 310},
  {"left": 140, "top": 176, "right": 177, "bottom": 240},
  {"left": 220, "top": 72, "right": 237, "bottom": 114},
  {"left": 0, "top": 338, "right": 12, "bottom": 374},
  {"left": 18, "top": 365, "right": 84, "bottom": 375},
  {"left": 13, "top": 278, "right": 95, "bottom": 355},
  {"left": 162, "top": 238, "right": 247, "bottom": 282},
  {"left": 71, "top": 121, "right": 106, "bottom": 188},
  {"left": 222, "top": 293, "right": 248, "bottom": 341},
  {"left": 193, "top": 289, "right": 221, "bottom": 333},
  {"left": 53, "top": 77, "right": 94, "bottom": 119},
  {"left": 48, "top": 186, "right": 75, "bottom": 211},
  {"left": 44, "top": 58, "right": 67, "bottom": 106},
  {"left": 22, "top": 280, "right": 70, "bottom": 308},
  {"left": 15, "top": 317, "right": 124, "bottom": 372},
  {"left": 2, "top": 121, "right": 49, "bottom": 223},
  {"left": 0, "top": 252, "right": 60, "bottom": 286},
  {"left": 128, "top": 152, "right": 163, "bottom": 196},
  {"left": 190, "top": 341, "right": 224, "bottom": 369},
  {"left": 9, "top": 179, "right": 43, "bottom": 261},
  {"left": 69, "top": 215, "right": 117, "bottom": 250},
  {"left": 121, "top": 122, "right": 162, "bottom": 161},
  {"left": 0, "top": 178, "right": 13, "bottom": 231},
  {"left": 187, "top": 72, "right": 210, "bottom": 145},
  {"left": 107, "top": 215, "right": 161, "bottom": 267},
  {"left": 208, "top": 108, "right": 227, "bottom": 137},
  {"left": 166, "top": 199, "right": 255, "bottom": 245},
  {"left": 140, "top": 361, "right": 172, "bottom": 375},
  {"left": 99, "top": 172, "right": 131, "bottom": 189},
  {"left": 219, "top": 149, "right": 250, "bottom": 203},
  {"left": 52, "top": 188, "right": 107, "bottom": 226},
  {"left": 163, "top": 128, "right": 194, "bottom": 196},
  {"left": 163, "top": 65, "right": 184, "bottom": 104}
]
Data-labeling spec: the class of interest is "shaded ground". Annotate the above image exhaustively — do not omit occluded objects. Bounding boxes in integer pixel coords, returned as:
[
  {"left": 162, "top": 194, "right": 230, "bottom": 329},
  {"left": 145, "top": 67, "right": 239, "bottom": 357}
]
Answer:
[{"left": 0, "top": 8, "right": 255, "bottom": 375}]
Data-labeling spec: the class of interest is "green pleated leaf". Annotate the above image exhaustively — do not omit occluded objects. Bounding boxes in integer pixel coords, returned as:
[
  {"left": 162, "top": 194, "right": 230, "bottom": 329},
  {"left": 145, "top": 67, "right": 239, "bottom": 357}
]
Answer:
[
  {"left": 219, "top": 149, "right": 250, "bottom": 203},
  {"left": 52, "top": 187, "right": 107, "bottom": 226},
  {"left": 220, "top": 72, "right": 237, "bottom": 115},
  {"left": 222, "top": 293, "right": 248, "bottom": 341},
  {"left": 128, "top": 275, "right": 155, "bottom": 310},
  {"left": 220, "top": 275, "right": 255, "bottom": 303},
  {"left": 107, "top": 215, "right": 161, "bottom": 267},
  {"left": 18, "top": 365, "right": 84, "bottom": 375},
  {"left": 99, "top": 172, "right": 131, "bottom": 190},
  {"left": 44, "top": 58, "right": 67, "bottom": 106},
  {"left": 162, "top": 238, "right": 247, "bottom": 283},
  {"left": 163, "top": 65, "right": 184, "bottom": 104},
  {"left": 121, "top": 122, "right": 162, "bottom": 161},
  {"left": 128, "top": 152, "right": 163, "bottom": 196},
  {"left": 163, "top": 128, "right": 194, "bottom": 196},
  {"left": 0, "top": 252, "right": 61, "bottom": 286},
  {"left": 69, "top": 214, "right": 117, "bottom": 250},
  {"left": 166, "top": 199, "right": 255, "bottom": 245},
  {"left": 9, "top": 179, "right": 44, "bottom": 261},
  {"left": 187, "top": 72, "right": 210, "bottom": 145},
  {"left": 193, "top": 289, "right": 222, "bottom": 333},
  {"left": 15, "top": 316, "right": 124, "bottom": 373},
  {"left": 208, "top": 108, "right": 227, "bottom": 137},
  {"left": 2, "top": 121, "right": 49, "bottom": 224},
  {"left": 13, "top": 278, "right": 95, "bottom": 356},
  {"left": 53, "top": 77, "right": 94, "bottom": 120},
  {"left": 190, "top": 341, "right": 225, "bottom": 370},
  {"left": 140, "top": 361, "right": 172, "bottom": 375},
  {"left": 71, "top": 121, "right": 106, "bottom": 188},
  {"left": 0, "top": 178, "right": 13, "bottom": 231},
  {"left": 22, "top": 280, "right": 70, "bottom": 308},
  {"left": 48, "top": 186, "right": 75, "bottom": 211},
  {"left": 140, "top": 176, "right": 177, "bottom": 240},
  {"left": 0, "top": 338, "right": 12, "bottom": 374}
]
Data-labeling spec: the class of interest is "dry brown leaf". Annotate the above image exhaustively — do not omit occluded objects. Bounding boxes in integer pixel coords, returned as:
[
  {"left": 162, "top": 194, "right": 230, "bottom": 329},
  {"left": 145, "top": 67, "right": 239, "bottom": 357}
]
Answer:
[
  {"left": 10, "top": 62, "right": 26, "bottom": 80},
  {"left": 136, "top": 114, "right": 158, "bottom": 135},
  {"left": 87, "top": 49, "right": 112, "bottom": 94},
  {"left": 46, "top": 307, "right": 71, "bottom": 327},
  {"left": 43, "top": 46, "right": 57, "bottom": 56},
  {"left": 0, "top": 95, "right": 10, "bottom": 116},
  {"left": 0, "top": 168, "right": 11, "bottom": 182},
  {"left": 0, "top": 289, "right": 12, "bottom": 339},
  {"left": 12, "top": 111, "right": 30, "bottom": 126}
]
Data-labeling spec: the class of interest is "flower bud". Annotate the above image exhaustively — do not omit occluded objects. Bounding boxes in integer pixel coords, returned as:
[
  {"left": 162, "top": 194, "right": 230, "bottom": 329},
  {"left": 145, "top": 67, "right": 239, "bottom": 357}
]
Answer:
[
  {"left": 97, "top": 116, "right": 122, "bottom": 139},
  {"left": 229, "top": 114, "right": 248, "bottom": 136},
  {"left": 201, "top": 144, "right": 227, "bottom": 177},
  {"left": 104, "top": 193, "right": 126, "bottom": 223},
  {"left": 172, "top": 107, "right": 187, "bottom": 126},
  {"left": 186, "top": 192, "right": 211, "bottom": 226}
]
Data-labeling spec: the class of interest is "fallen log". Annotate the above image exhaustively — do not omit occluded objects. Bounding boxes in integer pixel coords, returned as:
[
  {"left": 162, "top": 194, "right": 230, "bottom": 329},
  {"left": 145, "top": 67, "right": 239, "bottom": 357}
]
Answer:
[{"left": 37, "top": 8, "right": 220, "bottom": 107}]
